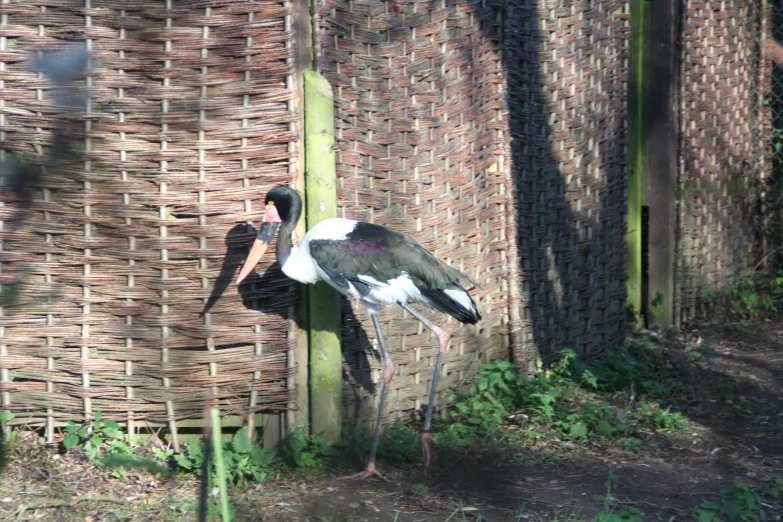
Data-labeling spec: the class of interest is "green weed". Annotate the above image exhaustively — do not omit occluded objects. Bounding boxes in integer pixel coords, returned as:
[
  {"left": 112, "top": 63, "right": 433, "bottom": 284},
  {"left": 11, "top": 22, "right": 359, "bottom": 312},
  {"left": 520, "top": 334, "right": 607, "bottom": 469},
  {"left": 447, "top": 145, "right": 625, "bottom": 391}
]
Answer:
[
  {"left": 0, "top": 411, "right": 13, "bottom": 474},
  {"left": 760, "top": 475, "right": 783, "bottom": 500},
  {"left": 449, "top": 360, "right": 524, "bottom": 436},
  {"left": 437, "top": 340, "right": 691, "bottom": 457},
  {"left": 332, "top": 419, "right": 418, "bottom": 466},
  {"left": 694, "top": 482, "right": 765, "bottom": 521},
  {"left": 594, "top": 474, "right": 644, "bottom": 522},
  {"left": 724, "top": 270, "right": 783, "bottom": 319},
  {"left": 173, "top": 426, "right": 276, "bottom": 483},
  {"left": 572, "top": 340, "right": 694, "bottom": 406},
  {"left": 411, "top": 483, "right": 428, "bottom": 495},
  {"left": 63, "top": 412, "right": 134, "bottom": 463},
  {"left": 724, "top": 321, "right": 749, "bottom": 332},
  {"left": 278, "top": 426, "right": 337, "bottom": 469}
]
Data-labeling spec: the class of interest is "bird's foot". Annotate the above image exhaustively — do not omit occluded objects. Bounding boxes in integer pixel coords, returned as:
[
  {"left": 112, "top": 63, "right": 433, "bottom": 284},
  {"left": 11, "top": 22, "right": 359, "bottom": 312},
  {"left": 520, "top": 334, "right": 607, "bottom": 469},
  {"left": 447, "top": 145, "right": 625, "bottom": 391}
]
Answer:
[
  {"left": 421, "top": 430, "right": 436, "bottom": 468},
  {"left": 338, "top": 461, "right": 386, "bottom": 481}
]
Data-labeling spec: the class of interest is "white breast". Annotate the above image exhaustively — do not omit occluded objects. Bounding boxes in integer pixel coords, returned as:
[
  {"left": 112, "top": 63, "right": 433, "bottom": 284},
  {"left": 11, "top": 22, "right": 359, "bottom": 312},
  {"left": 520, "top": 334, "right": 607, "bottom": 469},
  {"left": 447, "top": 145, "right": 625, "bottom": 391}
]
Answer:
[
  {"left": 280, "top": 242, "right": 320, "bottom": 284},
  {"left": 280, "top": 218, "right": 359, "bottom": 285}
]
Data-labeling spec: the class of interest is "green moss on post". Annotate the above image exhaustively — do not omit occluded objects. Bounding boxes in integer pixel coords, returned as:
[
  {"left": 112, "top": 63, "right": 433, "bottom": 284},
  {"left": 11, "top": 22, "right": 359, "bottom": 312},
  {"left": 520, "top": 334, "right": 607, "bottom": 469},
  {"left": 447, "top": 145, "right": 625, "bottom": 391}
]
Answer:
[
  {"left": 303, "top": 69, "right": 342, "bottom": 444},
  {"left": 627, "top": 0, "right": 645, "bottom": 328}
]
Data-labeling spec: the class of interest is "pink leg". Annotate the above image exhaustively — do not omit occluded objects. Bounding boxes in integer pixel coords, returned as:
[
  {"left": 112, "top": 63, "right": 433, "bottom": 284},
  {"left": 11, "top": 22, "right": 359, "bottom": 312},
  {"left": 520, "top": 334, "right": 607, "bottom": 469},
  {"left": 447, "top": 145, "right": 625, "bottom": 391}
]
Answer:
[
  {"left": 401, "top": 303, "right": 450, "bottom": 468},
  {"left": 340, "top": 309, "right": 393, "bottom": 481}
]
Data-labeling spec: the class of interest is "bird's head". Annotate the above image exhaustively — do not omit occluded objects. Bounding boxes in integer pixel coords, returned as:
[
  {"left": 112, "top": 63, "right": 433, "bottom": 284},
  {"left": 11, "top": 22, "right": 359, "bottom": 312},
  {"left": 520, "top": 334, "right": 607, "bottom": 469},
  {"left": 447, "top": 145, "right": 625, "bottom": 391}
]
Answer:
[{"left": 237, "top": 185, "right": 301, "bottom": 284}]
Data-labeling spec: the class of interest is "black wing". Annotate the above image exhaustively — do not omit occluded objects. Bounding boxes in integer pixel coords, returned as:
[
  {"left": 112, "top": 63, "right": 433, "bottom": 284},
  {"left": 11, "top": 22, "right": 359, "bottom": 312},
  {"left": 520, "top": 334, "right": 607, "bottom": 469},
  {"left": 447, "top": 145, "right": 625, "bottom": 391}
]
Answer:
[{"left": 308, "top": 222, "right": 478, "bottom": 294}]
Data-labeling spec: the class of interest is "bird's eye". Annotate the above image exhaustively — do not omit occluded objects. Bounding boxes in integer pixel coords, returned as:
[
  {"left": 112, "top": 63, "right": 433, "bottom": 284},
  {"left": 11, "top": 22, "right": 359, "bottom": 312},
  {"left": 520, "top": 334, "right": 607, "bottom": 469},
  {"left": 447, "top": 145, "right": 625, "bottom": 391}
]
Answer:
[{"left": 268, "top": 201, "right": 275, "bottom": 206}]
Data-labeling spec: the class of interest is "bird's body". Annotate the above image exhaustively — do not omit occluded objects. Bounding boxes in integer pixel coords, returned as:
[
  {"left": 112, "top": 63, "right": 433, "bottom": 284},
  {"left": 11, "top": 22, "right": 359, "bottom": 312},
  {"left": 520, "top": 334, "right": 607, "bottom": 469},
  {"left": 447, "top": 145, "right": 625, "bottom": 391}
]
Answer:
[
  {"left": 237, "top": 186, "right": 481, "bottom": 479},
  {"left": 281, "top": 218, "right": 480, "bottom": 322}
]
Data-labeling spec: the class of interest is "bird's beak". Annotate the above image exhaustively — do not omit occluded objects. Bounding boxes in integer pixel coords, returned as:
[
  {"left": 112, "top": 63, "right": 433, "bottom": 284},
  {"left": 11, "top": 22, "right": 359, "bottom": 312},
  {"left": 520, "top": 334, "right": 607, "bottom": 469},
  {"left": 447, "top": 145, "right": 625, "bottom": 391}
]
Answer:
[{"left": 237, "top": 204, "right": 282, "bottom": 284}]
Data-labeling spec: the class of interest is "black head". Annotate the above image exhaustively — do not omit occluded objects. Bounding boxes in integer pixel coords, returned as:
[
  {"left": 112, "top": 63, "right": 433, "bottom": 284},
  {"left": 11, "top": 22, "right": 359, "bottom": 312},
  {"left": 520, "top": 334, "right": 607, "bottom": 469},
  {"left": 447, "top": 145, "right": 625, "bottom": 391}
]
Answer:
[{"left": 265, "top": 185, "right": 302, "bottom": 224}]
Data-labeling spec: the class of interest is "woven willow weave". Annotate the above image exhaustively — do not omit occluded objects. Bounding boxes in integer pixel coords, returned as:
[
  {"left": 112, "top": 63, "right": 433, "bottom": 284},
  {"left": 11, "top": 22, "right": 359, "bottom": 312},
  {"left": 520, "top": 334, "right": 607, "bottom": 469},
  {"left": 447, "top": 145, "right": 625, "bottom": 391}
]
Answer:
[
  {"left": 678, "top": 0, "right": 768, "bottom": 322},
  {"left": 2, "top": 0, "right": 634, "bottom": 437},
  {"left": 314, "top": 0, "right": 628, "bottom": 427},
  {"left": 505, "top": 0, "right": 629, "bottom": 365},
  {"left": 314, "top": 0, "right": 522, "bottom": 428},
  {"left": 0, "top": 0, "right": 299, "bottom": 444}
]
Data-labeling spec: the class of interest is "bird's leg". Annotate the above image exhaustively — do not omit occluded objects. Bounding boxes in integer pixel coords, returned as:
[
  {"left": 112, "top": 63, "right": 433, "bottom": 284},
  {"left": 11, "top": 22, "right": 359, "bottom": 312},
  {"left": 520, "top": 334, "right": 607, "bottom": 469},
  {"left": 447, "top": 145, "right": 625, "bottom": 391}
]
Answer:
[
  {"left": 400, "top": 303, "right": 450, "bottom": 468},
  {"left": 341, "top": 309, "right": 393, "bottom": 480}
]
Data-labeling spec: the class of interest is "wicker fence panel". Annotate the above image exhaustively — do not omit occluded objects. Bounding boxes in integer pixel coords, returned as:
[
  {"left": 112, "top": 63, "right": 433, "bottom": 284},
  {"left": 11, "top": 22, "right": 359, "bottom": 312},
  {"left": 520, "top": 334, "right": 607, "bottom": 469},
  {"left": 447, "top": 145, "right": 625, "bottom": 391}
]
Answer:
[
  {"left": 0, "top": 0, "right": 299, "bottom": 440},
  {"left": 505, "top": 0, "right": 630, "bottom": 364},
  {"left": 678, "top": 0, "right": 768, "bottom": 322},
  {"left": 314, "top": 0, "right": 521, "bottom": 428}
]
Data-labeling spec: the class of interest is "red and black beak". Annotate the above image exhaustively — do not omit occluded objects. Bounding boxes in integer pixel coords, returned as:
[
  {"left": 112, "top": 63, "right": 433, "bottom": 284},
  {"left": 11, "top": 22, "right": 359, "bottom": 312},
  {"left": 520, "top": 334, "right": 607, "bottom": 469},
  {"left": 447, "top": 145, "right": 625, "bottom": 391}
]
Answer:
[{"left": 237, "top": 204, "right": 282, "bottom": 284}]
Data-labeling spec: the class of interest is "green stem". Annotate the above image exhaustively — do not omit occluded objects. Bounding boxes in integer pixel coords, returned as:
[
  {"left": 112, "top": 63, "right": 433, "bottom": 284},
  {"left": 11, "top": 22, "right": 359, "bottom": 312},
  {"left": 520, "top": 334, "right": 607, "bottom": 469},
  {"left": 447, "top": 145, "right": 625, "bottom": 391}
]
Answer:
[{"left": 210, "top": 408, "right": 231, "bottom": 522}]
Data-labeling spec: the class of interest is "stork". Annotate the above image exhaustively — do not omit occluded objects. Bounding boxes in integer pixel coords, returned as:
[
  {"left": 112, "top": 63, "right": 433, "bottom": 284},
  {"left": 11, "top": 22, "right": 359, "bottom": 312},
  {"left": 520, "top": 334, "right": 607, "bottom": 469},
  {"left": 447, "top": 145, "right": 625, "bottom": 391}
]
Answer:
[{"left": 237, "top": 186, "right": 481, "bottom": 479}]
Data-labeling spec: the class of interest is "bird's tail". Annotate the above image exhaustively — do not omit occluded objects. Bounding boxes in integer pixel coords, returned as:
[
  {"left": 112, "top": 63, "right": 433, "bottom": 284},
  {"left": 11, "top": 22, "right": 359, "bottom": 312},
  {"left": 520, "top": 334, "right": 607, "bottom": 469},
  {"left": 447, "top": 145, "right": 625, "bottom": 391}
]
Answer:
[{"left": 420, "top": 285, "right": 481, "bottom": 325}]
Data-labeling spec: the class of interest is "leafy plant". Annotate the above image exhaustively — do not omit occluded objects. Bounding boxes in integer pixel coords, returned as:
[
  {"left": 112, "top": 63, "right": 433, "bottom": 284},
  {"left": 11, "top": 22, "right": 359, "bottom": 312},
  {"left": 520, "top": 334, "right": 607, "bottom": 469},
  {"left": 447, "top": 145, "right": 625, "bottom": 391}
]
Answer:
[
  {"left": 152, "top": 446, "right": 174, "bottom": 463},
  {"left": 683, "top": 340, "right": 714, "bottom": 362},
  {"left": 572, "top": 340, "right": 694, "bottom": 406},
  {"left": 694, "top": 482, "right": 765, "bottom": 521},
  {"left": 411, "top": 483, "right": 428, "bottom": 495},
  {"left": 636, "top": 401, "right": 686, "bottom": 431},
  {"left": 278, "top": 427, "right": 337, "bottom": 469},
  {"left": 724, "top": 320, "right": 749, "bottom": 332},
  {"left": 63, "top": 412, "right": 133, "bottom": 463},
  {"left": 760, "top": 475, "right": 783, "bottom": 500},
  {"left": 0, "top": 411, "right": 13, "bottom": 474},
  {"left": 332, "top": 424, "right": 373, "bottom": 464},
  {"left": 377, "top": 419, "right": 418, "bottom": 464},
  {"left": 174, "top": 426, "right": 276, "bottom": 483},
  {"left": 450, "top": 360, "right": 524, "bottom": 427},
  {"left": 594, "top": 474, "right": 644, "bottom": 522},
  {"left": 724, "top": 270, "right": 783, "bottom": 319},
  {"left": 172, "top": 439, "right": 205, "bottom": 474},
  {"left": 332, "top": 419, "right": 417, "bottom": 466}
]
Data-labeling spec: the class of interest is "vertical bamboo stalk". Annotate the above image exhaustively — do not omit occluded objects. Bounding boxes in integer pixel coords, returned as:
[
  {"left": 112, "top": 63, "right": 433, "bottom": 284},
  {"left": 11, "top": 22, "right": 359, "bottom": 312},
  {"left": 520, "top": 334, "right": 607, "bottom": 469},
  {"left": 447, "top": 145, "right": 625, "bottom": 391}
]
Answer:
[
  {"left": 209, "top": 407, "right": 231, "bottom": 522},
  {"left": 303, "top": 70, "right": 342, "bottom": 444},
  {"left": 117, "top": 9, "right": 135, "bottom": 439},
  {"left": 160, "top": 0, "right": 179, "bottom": 452},
  {"left": 240, "top": 6, "right": 263, "bottom": 441},
  {"left": 0, "top": 0, "right": 7, "bottom": 437},
  {"left": 82, "top": 1, "right": 94, "bottom": 427}
]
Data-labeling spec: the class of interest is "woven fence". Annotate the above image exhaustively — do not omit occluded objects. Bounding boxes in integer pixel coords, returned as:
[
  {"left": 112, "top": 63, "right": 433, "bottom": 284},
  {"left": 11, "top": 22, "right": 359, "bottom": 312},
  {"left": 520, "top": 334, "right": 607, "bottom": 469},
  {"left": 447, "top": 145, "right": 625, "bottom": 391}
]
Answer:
[
  {"left": 313, "top": 0, "right": 522, "bottom": 428},
  {"left": 314, "top": 0, "right": 629, "bottom": 428},
  {"left": 765, "top": 0, "right": 783, "bottom": 274},
  {"left": 2, "top": 0, "right": 634, "bottom": 437},
  {"left": 0, "top": 0, "right": 299, "bottom": 447},
  {"left": 677, "top": 0, "right": 770, "bottom": 322},
  {"left": 505, "top": 0, "right": 630, "bottom": 365}
]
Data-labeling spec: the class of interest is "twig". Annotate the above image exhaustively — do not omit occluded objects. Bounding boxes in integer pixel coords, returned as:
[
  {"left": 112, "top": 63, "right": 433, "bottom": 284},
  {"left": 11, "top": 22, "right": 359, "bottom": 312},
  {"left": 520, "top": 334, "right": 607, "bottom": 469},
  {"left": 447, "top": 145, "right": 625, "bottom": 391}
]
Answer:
[{"left": 753, "top": 245, "right": 783, "bottom": 272}]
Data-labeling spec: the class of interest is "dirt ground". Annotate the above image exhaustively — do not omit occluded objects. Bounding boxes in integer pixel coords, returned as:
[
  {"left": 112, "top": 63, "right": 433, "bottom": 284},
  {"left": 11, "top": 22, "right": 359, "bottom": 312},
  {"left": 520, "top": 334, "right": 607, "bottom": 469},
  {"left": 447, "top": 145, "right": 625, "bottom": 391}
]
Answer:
[{"left": 1, "top": 320, "right": 781, "bottom": 521}]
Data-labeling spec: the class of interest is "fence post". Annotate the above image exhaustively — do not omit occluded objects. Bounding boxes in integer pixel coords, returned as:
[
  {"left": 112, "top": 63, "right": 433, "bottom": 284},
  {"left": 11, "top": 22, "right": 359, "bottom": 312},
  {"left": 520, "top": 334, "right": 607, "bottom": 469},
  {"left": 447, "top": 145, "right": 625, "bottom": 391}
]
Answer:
[
  {"left": 303, "top": 69, "right": 342, "bottom": 444},
  {"left": 627, "top": 0, "right": 646, "bottom": 327},
  {"left": 643, "top": 0, "right": 679, "bottom": 328},
  {"left": 288, "top": 0, "right": 313, "bottom": 437}
]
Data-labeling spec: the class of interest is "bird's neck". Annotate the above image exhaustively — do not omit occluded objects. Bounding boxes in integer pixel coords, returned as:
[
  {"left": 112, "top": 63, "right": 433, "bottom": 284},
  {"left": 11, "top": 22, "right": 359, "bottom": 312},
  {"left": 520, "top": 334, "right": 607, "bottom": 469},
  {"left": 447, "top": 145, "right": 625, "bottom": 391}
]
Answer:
[
  {"left": 276, "top": 218, "right": 296, "bottom": 265},
  {"left": 276, "top": 195, "right": 302, "bottom": 266}
]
